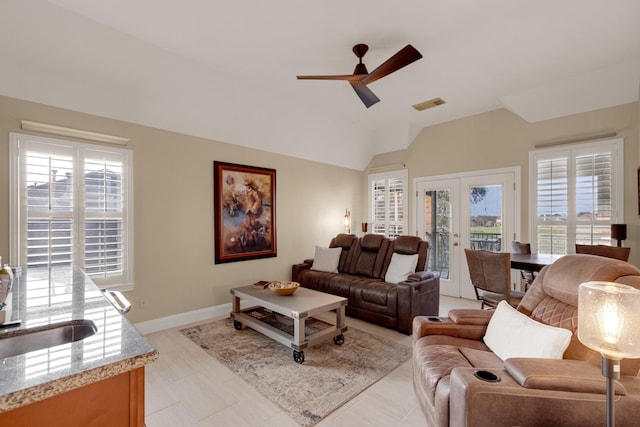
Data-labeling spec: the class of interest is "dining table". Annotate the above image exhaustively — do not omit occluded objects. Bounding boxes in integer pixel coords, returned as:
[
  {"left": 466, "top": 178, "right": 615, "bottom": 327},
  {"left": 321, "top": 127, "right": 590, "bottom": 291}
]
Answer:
[{"left": 510, "top": 253, "right": 564, "bottom": 272}]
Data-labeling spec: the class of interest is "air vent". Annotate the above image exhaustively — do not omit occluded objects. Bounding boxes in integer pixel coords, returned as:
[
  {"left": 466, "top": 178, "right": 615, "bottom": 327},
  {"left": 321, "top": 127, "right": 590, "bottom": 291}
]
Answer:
[{"left": 412, "top": 97, "right": 445, "bottom": 111}]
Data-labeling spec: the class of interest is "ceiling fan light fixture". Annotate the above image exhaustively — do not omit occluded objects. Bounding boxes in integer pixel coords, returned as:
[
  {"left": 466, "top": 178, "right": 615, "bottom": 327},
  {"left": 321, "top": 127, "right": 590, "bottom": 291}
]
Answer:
[
  {"left": 413, "top": 97, "right": 446, "bottom": 111},
  {"left": 353, "top": 63, "right": 368, "bottom": 75}
]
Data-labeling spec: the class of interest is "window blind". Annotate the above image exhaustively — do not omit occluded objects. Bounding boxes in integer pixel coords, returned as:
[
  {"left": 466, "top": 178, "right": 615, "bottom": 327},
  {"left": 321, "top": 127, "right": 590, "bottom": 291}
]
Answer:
[
  {"left": 368, "top": 170, "right": 407, "bottom": 238},
  {"left": 531, "top": 139, "right": 622, "bottom": 255},
  {"left": 10, "top": 133, "right": 133, "bottom": 290}
]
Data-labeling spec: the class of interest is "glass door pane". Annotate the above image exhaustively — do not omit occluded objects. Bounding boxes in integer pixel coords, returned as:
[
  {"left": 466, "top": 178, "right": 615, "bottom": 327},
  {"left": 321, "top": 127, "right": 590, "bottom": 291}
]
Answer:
[
  {"left": 417, "top": 178, "right": 460, "bottom": 297},
  {"left": 469, "top": 185, "right": 503, "bottom": 252},
  {"left": 424, "top": 189, "right": 452, "bottom": 279}
]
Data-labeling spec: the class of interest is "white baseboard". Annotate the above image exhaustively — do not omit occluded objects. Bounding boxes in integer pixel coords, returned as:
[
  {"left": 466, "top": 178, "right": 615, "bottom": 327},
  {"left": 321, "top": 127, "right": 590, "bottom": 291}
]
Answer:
[{"left": 134, "top": 302, "right": 233, "bottom": 335}]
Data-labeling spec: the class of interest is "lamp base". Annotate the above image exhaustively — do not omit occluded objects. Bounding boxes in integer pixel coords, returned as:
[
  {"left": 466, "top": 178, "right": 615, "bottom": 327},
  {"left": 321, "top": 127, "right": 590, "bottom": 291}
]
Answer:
[{"left": 602, "top": 355, "right": 620, "bottom": 427}]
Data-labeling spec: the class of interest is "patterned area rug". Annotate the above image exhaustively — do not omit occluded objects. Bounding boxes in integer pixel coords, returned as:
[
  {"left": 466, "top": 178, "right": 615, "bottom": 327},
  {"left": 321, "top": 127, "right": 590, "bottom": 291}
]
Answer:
[{"left": 180, "top": 315, "right": 411, "bottom": 426}]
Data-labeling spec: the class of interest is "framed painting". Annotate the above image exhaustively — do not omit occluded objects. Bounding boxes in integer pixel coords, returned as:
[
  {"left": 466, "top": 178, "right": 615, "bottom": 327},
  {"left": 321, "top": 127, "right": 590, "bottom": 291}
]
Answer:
[{"left": 213, "top": 161, "right": 277, "bottom": 263}]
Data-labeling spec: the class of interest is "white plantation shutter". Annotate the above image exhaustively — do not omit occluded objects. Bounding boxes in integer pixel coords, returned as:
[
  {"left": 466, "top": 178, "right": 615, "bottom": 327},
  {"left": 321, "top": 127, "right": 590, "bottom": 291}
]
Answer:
[
  {"left": 22, "top": 141, "right": 75, "bottom": 268},
  {"left": 368, "top": 170, "right": 408, "bottom": 238},
  {"left": 372, "top": 177, "right": 387, "bottom": 235},
  {"left": 535, "top": 157, "right": 568, "bottom": 254},
  {"left": 575, "top": 152, "right": 612, "bottom": 244},
  {"left": 530, "top": 139, "right": 622, "bottom": 255},
  {"left": 10, "top": 133, "right": 133, "bottom": 290},
  {"left": 83, "top": 149, "right": 128, "bottom": 278}
]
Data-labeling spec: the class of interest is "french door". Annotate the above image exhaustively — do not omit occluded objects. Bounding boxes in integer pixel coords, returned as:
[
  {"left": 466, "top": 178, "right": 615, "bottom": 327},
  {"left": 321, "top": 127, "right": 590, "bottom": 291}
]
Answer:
[{"left": 415, "top": 168, "right": 520, "bottom": 298}]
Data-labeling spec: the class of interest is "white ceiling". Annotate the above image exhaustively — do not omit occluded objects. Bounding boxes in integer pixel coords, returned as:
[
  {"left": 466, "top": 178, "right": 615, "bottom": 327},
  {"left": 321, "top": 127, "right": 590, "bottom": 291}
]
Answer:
[{"left": 1, "top": 1, "right": 639, "bottom": 170}]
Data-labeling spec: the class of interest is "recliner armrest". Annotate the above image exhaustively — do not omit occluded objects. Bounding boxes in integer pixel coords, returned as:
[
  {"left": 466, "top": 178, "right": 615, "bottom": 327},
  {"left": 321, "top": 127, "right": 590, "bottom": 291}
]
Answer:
[
  {"left": 412, "top": 315, "right": 488, "bottom": 343},
  {"left": 291, "top": 262, "right": 312, "bottom": 282},
  {"left": 449, "top": 309, "right": 493, "bottom": 326},
  {"left": 448, "top": 366, "right": 631, "bottom": 427},
  {"left": 405, "top": 271, "right": 435, "bottom": 282},
  {"left": 505, "top": 358, "right": 627, "bottom": 395},
  {"left": 412, "top": 308, "right": 492, "bottom": 343}
]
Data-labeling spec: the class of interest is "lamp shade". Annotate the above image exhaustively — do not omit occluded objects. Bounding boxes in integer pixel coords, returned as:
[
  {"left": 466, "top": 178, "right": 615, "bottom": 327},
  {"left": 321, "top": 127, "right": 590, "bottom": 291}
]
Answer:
[
  {"left": 578, "top": 281, "right": 640, "bottom": 360},
  {"left": 611, "top": 224, "right": 627, "bottom": 241}
]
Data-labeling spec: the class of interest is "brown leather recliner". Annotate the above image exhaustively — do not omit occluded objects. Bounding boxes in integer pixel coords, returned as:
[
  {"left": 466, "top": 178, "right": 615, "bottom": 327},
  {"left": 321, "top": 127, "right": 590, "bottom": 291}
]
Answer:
[{"left": 412, "top": 254, "right": 640, "bottom": 427}]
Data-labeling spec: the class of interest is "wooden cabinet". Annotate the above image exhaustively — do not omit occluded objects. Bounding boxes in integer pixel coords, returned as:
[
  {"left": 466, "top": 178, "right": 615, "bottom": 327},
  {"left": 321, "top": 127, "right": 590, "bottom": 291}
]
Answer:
[{"left": 0, "top": 367, "right": 145, "bottom": 427}]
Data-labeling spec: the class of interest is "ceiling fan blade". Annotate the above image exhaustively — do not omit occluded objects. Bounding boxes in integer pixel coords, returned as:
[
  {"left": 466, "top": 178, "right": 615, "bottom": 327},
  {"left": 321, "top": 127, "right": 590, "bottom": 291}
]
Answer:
[
  {"left": 362, "top": 44, "right": 422, "bottom": 85},
  {"left": 297, "top": 74, "right": 366, "bottom": 81},
  {"left": 349, "top": 81, "right": 380, "bottom": 108}
]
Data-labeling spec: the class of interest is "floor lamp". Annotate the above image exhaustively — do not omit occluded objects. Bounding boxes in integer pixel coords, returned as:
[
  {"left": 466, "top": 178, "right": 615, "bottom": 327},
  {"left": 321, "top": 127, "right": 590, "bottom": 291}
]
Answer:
[{"left": 578, "top": 281, "right": 640, "bottom": 427}]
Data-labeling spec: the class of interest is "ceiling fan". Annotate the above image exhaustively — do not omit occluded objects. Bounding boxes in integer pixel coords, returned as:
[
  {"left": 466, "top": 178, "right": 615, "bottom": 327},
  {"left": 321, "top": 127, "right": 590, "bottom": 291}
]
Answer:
[{"left": 297, "top": 44, "right": 423, "bottom": 108}]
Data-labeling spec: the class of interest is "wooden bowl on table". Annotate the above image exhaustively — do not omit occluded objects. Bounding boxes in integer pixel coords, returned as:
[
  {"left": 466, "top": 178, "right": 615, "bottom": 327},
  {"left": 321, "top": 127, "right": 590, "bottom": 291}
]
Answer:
[{"left": 268, "top": 281, "right": 300, "bottom": 296}]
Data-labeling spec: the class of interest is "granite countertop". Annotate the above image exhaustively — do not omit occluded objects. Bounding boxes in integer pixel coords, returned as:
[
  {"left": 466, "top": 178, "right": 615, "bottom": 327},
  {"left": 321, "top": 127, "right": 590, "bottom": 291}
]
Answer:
[{"left": 0, "top": 267, "right": 158, "bottom": 413}]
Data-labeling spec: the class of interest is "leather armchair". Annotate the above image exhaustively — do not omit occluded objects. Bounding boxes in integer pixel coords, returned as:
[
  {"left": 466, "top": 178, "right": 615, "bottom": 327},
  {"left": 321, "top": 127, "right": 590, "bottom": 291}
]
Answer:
[{"left": 413, "top": 254, "right": 640, "bottom": 427}]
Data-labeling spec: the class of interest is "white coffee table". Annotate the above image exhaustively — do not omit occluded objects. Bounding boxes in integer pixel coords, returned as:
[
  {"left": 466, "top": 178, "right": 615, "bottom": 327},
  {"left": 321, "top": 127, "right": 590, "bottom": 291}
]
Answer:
[{"left": 230, "top": 284, "right": 348, "bottom": 363}]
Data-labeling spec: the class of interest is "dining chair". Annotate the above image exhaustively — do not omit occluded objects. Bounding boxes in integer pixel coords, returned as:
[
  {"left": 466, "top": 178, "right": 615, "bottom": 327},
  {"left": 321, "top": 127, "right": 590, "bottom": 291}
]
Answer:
[
  {"left": 464, "top": 249, "right": 525, "bottom": 309},
  {"left": 511, "top": 241, "right": 536, "bottom": 291},
  {"left": 575, "top": 244, "right": 631, "bottom": 261}
]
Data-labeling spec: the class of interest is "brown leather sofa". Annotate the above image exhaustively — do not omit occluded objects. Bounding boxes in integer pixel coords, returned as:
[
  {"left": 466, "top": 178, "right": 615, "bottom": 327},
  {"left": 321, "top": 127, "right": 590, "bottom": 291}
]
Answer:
[
  {"left": 412, "top": 254, "right": 640, "bottom": 427},
  {"left": 292, "top": 233, "right": 439, "bottom": 334}
]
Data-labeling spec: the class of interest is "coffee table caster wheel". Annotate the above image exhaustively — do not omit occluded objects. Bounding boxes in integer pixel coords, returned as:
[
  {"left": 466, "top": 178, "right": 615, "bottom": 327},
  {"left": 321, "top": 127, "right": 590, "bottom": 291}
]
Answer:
[
  {"left": 233, "top": 320, "right": 243, "bottom": 330},
  {"left": 333, "top": 334, "right": 345, "bottom": 345},
  {"left": 293, "top": 350, "right": 305, "bottom": 364}
]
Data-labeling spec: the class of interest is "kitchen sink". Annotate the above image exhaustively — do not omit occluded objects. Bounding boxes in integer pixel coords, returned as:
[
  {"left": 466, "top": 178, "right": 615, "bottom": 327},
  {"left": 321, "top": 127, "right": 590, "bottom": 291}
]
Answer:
[{"left": 0, "top": 319, "right": 98, "bottom": 359}]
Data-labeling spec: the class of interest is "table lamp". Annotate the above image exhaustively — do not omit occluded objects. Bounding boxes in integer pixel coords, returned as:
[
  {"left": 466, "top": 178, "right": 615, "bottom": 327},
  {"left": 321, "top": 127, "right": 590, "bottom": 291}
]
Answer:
[
  {"left": 610, "top": 224, "right": 627, "bottom": 247},
  {"left": 578, "top": 281, "right": 640, "bottom": 427}
]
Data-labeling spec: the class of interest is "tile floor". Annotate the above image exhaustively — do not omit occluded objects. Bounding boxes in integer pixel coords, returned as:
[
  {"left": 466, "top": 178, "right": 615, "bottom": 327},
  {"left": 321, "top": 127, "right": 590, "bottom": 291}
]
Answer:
[{"left": 144, "top": 295, "right": 481, "bottom": 427}]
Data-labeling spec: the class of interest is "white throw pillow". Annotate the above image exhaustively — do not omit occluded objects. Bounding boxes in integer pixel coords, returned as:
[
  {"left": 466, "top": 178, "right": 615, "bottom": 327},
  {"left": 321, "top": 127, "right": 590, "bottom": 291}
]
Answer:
[
  {"left": 384, "top": 253, "right": 419, "bottom": 284},
  {"left": 310, "top": 246, "right": 341, "bottom": 273},
  {"left": 484, "top": 301, "right": 572, "bottom": 360}
]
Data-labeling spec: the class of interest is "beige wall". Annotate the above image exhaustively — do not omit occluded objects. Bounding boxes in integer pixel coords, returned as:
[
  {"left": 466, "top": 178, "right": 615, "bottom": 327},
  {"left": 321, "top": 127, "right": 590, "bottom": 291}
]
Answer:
[
  {"left": 3, "top": 96, "right": 638, "bottom": 323},
  {"left": 0, "top": 96, "right": 363, "bottom": 323},
  {"left": 368, "top": 103, "right": 640, "bottom": 265}
]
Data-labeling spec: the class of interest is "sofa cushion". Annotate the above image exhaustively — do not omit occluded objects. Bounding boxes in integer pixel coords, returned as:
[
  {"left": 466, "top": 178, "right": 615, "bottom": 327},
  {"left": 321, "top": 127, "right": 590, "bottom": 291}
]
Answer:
[
  {"left": 484, "top": 301, "right": 572, "bottom": 360},
  {"left": 350, "top": 279, "right": 397, "bottom": 317},
  {"left": 297, "top": 269, "right": 335, "bottom": 293},
  {"left": 529, "top": 254, "right": 640, "bottom": 308},
  {"left": 361, "top": 281, "right": 395, "bottom": 306},
  {"left": 393, "top": 235, "right": 421, "bottom": 254},
  {"left": 384, "top": 253, "right": 418, "bottom": 284},
  {"left": 360, "top": 233, "right": 385, "bottom": 250},
  {"left": 310, "top": 246, "right": 341, "bottom": 273},
  {"left": 329, "top": 233, "right": 357, "bottom": 272},
  {"left": 326, "top": 274, "right": 354, "bottom": 298},
  {"left": 351, "top": 235, "right": 390, "bottom": 278},
  {"left": 332, "top": 233, "right": 356, "bottom": 248}
]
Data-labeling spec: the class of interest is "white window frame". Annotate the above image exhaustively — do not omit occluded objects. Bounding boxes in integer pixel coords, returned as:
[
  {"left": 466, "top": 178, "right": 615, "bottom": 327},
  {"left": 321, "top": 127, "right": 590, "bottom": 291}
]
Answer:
[
  {"left": 367, "top": 169, "right": 408, "bottom": 238},
  {"left": 528, "top": 138, "right": 624, "bottom": 255},
  {"left": 9, "top": 133, "right": 134, "bottom": 291}
]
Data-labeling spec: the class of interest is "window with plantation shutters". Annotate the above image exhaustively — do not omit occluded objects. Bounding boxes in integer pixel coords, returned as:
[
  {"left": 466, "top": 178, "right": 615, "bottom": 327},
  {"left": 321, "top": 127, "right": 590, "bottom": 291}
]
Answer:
[
  {"left": 368, "top": 170, "right": 408, "bottom": 238},
  {"left": 530, "top": 139, "right": 623, "bottom": 255},
  {"left": 10, "top": 133, "right": 133, "bottom": 290}
]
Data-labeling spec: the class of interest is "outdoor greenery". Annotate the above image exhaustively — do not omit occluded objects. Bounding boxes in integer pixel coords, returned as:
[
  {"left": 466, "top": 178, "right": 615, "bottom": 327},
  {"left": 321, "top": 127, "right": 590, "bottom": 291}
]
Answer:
[{"left": 471, "top": 226, "right": 501, "bottom": 234}]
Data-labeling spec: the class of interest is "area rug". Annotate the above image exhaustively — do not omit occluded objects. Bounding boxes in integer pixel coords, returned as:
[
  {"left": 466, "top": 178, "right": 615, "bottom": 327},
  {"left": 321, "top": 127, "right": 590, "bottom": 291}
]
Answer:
[{"left": 180, "top": 314, "right": 411, "bottom": 426}]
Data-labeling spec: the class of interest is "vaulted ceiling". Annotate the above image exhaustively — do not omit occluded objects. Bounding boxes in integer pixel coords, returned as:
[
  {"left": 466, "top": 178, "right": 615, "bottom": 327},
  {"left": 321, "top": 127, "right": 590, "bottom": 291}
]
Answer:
[{"left": 1, "top": 1, "right": 639, "bottom": 169}]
